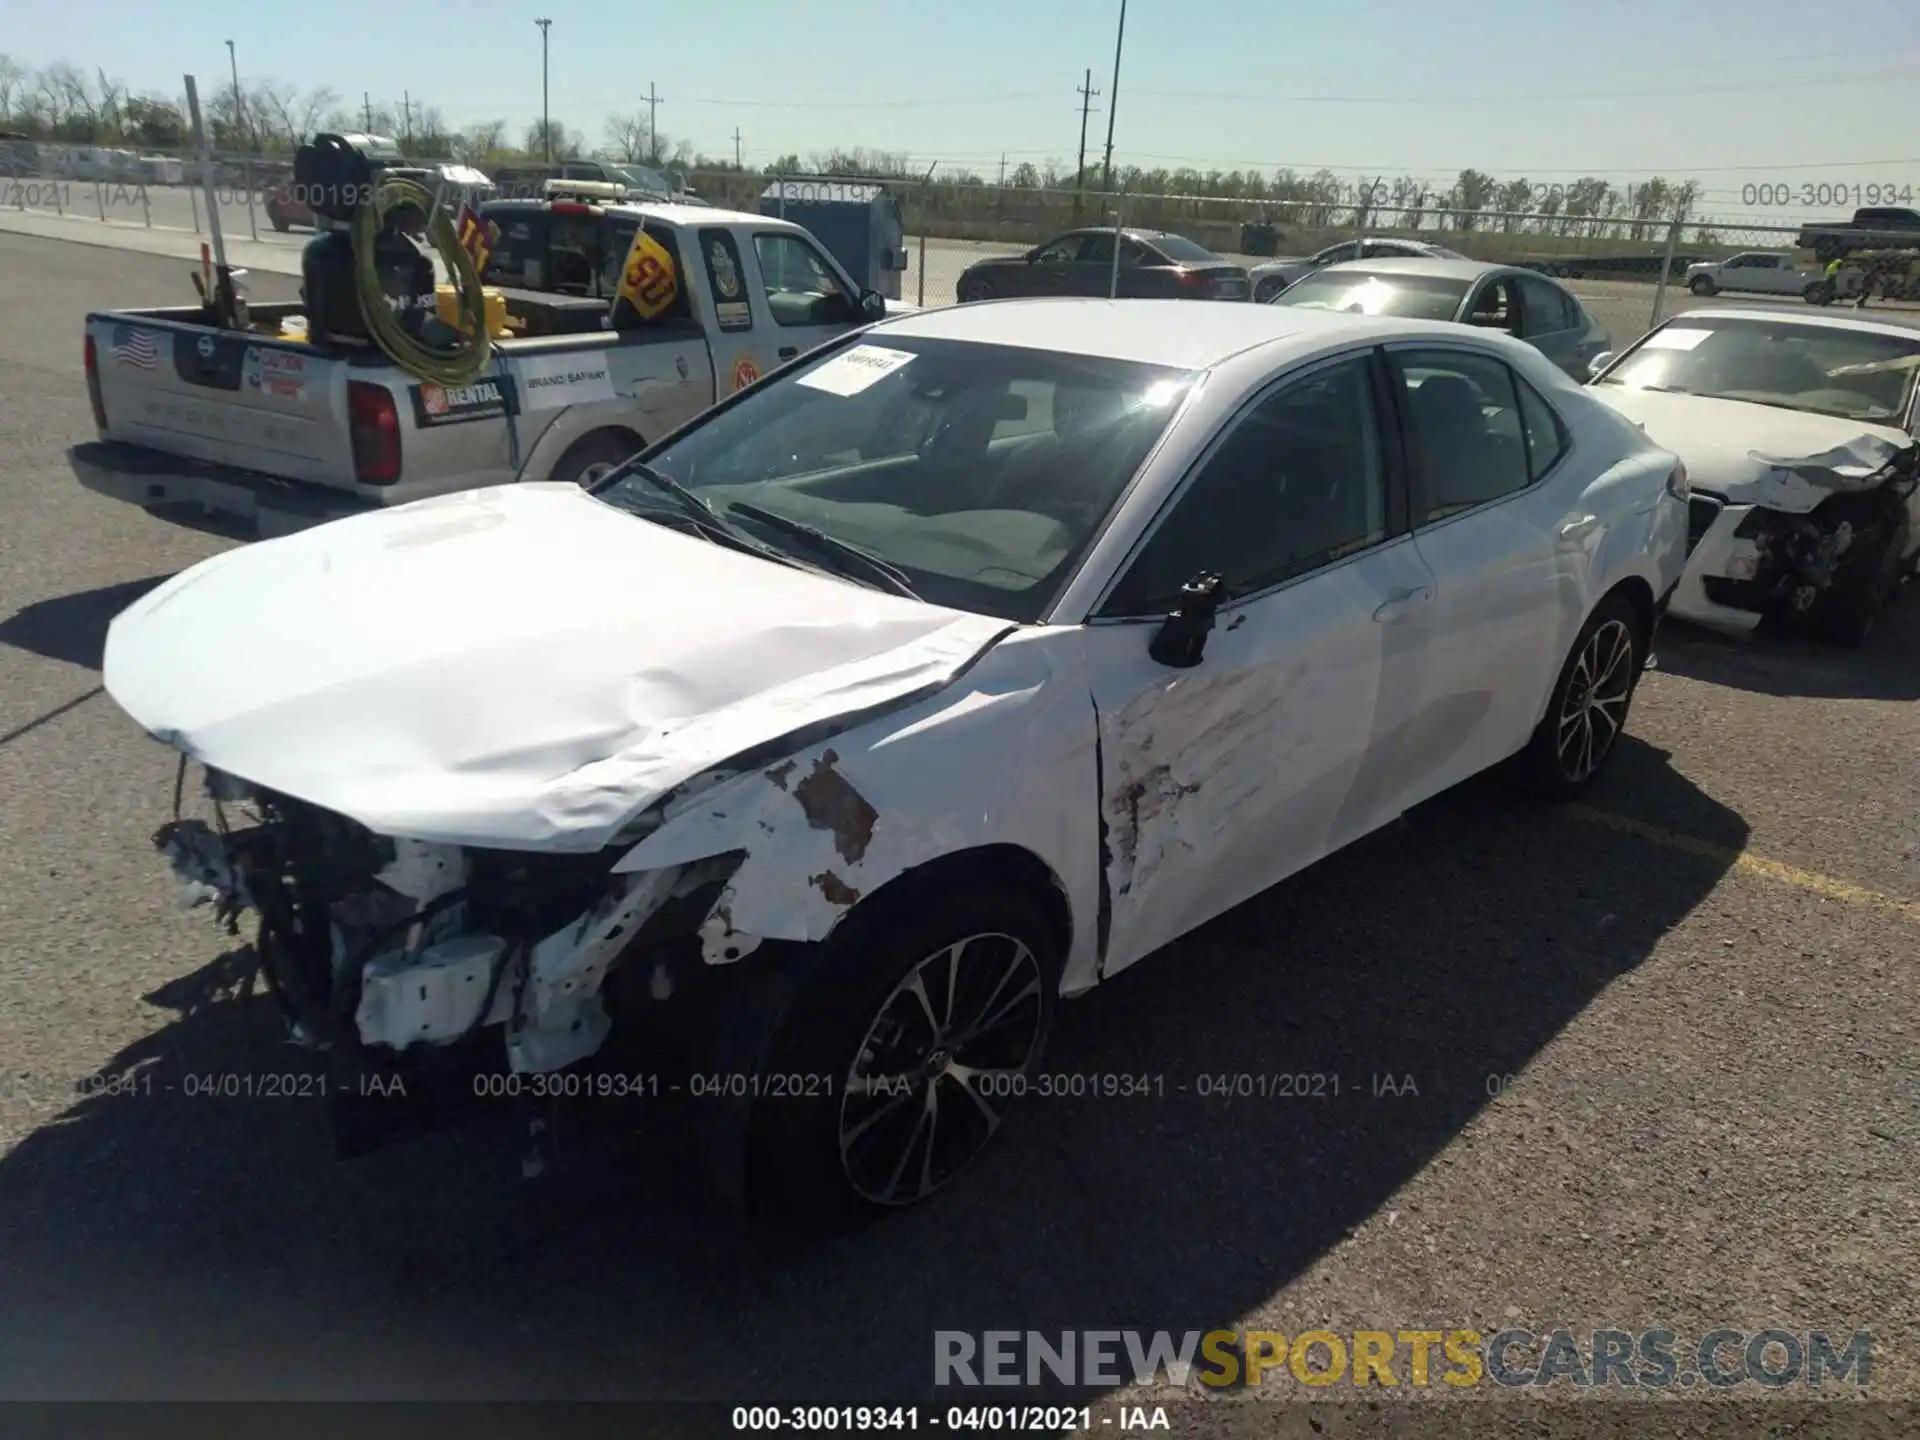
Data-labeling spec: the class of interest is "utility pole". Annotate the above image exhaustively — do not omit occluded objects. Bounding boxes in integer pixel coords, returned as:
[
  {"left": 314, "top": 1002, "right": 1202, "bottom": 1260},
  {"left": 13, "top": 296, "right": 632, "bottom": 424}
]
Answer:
[
  {"left": 1100, "top": 0, "right": 1127, "bottom": 195},
  {"left": 363, "top": 92, "right": 373, "bottom": 131},
  {"left": 535, "top": 17, "right": 552, "bottom": 162},
  {"left": 224, "top": 40, "right": 246, "bottom": 153},
  {"left": 645, "top": 82, "right": 662, "bottom": 164},
  {"left": 998, "top": 153, "right": 1007, "bottom": 187},
  {"left": 402, "top": 91, "right": 413, "bottom": 152},
  {"left": 1074, "top": 68, "right": 1100, "bottom": 221},
  {"left": 733, "top": 127, "right": 743, "bottom": 169}
]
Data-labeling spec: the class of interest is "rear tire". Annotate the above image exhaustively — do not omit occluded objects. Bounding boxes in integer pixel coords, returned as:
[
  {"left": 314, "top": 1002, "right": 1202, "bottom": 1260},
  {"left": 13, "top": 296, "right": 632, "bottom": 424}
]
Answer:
[
  {"left": 1516, "top": 591, "right": 1647, "bottom": 800},
  {"left": 547, "top": 431, "right": 643, "bottom": 488},
  {"left": 725, "top": 886, "right": 1063, "bottom": 1232}
]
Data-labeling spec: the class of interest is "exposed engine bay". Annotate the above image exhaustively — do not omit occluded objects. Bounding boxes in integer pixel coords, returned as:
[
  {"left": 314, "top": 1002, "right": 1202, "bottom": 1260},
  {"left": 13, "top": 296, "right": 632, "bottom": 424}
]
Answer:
[{"left": 155, "top": 761, "right": 746, "bottom": 1159}]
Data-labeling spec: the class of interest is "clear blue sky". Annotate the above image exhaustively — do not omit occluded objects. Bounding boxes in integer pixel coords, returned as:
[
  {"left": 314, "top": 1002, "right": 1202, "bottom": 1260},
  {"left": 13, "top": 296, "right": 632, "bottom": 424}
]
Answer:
[{"left": 5, "top": 0, "right": 1917, "bottom": 216}]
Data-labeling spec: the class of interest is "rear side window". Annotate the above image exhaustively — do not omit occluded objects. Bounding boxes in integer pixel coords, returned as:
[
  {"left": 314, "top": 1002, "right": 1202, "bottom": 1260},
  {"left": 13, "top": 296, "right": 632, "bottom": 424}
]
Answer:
[
  {"left": 1517, "top": 275, "right": 1576, "bottom": 336},
  {"left": 1514, "top": 374, "right": 1571, "bottom": 479},
  {"left": 698, "top": 228, "right": 755, "bottom": 331},
  {"left": 481, "top": 211, "right": 549, "bottom": 287},
  {"left": 1392, "top": 349, "right": 1535, "bottom": 520}
]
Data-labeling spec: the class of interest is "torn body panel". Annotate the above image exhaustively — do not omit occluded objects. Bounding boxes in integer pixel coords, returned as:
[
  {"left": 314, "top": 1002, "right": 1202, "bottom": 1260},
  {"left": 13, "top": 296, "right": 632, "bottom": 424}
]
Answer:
[{"left": 614, "top": 628, "right": 1107, "bottom": 994}]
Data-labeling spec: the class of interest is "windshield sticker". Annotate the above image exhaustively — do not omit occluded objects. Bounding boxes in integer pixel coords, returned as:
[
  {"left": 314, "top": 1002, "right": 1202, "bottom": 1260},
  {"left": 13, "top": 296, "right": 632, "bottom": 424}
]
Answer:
[
  {"left": 797, "top": 345, "right": 917, "bottom": 397},
  {"left": 1643, "top": 327, "right": 1713, "bottom": 351},
  {"left": 516, "top": 351, "right": 615, "bottom": 410}
]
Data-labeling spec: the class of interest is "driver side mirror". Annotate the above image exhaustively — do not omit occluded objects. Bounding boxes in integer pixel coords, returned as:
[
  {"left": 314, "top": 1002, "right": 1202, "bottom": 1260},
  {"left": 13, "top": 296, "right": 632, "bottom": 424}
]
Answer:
[
  {"left": 1148, "top": 572, "right": 1228, "bottom": 669},
  {"left": 858, "top": 289, "right": 887, "bottom": 322},
  {"left": 1587, "top": 351, "right": 1614, "bottom": 380}
]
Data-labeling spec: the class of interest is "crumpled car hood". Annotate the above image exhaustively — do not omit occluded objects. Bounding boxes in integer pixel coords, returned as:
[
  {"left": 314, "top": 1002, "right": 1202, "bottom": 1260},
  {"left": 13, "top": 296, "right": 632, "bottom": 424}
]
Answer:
[
  {"left": 103, "top": 483, "right": 1012, "bottom": 851},
  {"left": 1589, "top": 386, "right": 1915, "bottom": 511}
]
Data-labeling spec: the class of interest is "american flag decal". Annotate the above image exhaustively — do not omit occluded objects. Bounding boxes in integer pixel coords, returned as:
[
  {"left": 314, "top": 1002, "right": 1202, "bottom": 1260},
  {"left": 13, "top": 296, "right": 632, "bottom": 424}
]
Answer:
[{"left": 110, "top": 324, "right": 160, "bottom": 371}]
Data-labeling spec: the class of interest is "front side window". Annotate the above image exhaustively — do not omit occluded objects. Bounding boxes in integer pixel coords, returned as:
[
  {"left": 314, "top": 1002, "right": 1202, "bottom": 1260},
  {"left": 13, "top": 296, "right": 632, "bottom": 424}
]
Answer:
[
  {"left": 1596, "top": 316, "right": 1920, "bottom": 422},
  {"left": 753, "top": 232, "right": 856, "bottom": 327},
  {"left": 1104, "top": 356, "right": 1389, "bottom": 615},
  {"left": 607, "top": 338, "right": 1197, "bottom": 622},
  {"left": 1034, "top": 235, "right": 1087, "bottom": 264},
  {"left": 1392, "top": 349, "right": 1534, "bottom": 519}
]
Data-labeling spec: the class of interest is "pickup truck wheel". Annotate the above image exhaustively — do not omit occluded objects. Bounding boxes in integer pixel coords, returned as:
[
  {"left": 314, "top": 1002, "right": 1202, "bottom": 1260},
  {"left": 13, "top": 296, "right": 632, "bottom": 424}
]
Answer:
[
  {"left": 1687, "top": 275, "right": 1717, "bottom": 296},
  {"left": 732, "top": 887, "right": 1062, "bottom": 1232},
  {"left": 1515, "top": 591, "right": 1646, "bottom": 800},
  {"left": 269, "top": 212, "right": 290, "bottom": 232},
  {"left": 549, "top": 432, "right": 643, "bottom": 488}
]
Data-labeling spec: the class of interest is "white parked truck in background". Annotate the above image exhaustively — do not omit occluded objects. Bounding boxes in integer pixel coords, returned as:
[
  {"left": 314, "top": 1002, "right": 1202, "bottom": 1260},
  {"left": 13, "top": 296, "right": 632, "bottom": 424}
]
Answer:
[
  {"left": 69, "top": 203, "right": 899, "bottom": 539},
  {"left": 1684, "top": 252, "right": 1822, "bottom": 299}
]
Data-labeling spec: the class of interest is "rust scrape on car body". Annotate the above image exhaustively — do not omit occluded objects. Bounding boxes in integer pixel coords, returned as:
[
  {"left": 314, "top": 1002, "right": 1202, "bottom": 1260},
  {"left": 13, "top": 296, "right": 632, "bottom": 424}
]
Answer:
[
  {"left": 791, "top": 749, "right": 879, "bottom": 863},
  {"left": 764, "top": 759, "right": 797, "bottom": 791},
  {"left": 810, "top": 871, "right": 862, "bottom": 905}
]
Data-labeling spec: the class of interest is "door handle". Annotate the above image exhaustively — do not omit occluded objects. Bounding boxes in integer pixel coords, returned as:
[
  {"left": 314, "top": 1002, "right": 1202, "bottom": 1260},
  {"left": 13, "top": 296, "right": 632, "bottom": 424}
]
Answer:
[
  {"left": 778, "top": 346, "right": 798, "bottom": 360},
  {"left": 1371, "top": 585, "right": 1432, "bottom": 621}
]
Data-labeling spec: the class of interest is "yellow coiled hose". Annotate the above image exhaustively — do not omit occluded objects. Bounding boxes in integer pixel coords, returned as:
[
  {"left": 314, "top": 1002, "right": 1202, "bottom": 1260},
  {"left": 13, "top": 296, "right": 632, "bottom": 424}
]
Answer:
[{"left": 352, "top": 172, "right": 491, "bottom": 386}]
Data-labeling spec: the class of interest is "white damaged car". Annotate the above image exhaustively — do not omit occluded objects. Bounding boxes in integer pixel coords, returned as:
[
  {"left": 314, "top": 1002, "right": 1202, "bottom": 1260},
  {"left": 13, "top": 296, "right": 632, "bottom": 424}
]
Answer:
[
  {"left": 1587, "top": 309, "right": 1920, "bottom": 642},
  {"left": 104, "top": 298, "right": 1687, "bottom": 1226}
]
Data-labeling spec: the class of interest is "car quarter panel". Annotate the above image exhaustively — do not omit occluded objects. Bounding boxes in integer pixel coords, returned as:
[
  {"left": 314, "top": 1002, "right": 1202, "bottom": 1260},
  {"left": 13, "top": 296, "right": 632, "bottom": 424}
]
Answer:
[{"left": 612, "top": 626, "right": 1109, "bottom": 994}]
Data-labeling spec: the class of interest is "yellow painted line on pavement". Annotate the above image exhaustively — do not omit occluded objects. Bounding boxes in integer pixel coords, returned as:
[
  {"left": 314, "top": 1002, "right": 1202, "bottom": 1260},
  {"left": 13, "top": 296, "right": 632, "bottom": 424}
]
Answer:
[{"left": 1566, "top": 804, "right": 1918, "bottom": 924}]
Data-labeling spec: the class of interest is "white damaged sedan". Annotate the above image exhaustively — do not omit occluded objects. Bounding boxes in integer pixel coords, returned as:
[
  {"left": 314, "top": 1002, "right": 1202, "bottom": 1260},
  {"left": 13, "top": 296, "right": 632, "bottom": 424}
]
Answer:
[
  {"left": 1587, "top": 309, "right": 1920, "bottom": 642},
  {"left": 105, "top": 298, "right": 1688, "bottom": 1226}
]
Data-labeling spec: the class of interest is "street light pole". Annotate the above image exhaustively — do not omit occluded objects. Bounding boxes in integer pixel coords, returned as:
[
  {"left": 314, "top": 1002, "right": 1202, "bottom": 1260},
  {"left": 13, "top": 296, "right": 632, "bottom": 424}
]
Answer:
[
  {"left": 225, "top": 39, "right": 246, "bottom": 154},
  {"left": 1099, "top": 0, "right": 1126, "bottom": 196},
  {"left": 535, "top": 18, "right": 552, "bottom": 162}
]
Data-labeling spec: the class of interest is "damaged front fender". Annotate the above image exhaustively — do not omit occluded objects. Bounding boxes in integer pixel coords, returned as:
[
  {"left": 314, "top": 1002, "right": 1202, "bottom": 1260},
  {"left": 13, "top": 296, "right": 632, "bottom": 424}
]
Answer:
[{"left": 610, "top": 629, "right": 1106, "bottom": 991}]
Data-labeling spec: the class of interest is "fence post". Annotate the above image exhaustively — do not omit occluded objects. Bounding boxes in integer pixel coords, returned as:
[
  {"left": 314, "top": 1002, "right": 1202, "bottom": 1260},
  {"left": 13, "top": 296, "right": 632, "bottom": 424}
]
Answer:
[
  {"left": 94, "top": 178, "right": 106, "bottom": 221},
  {"left": 190, "top": 182, "right": 201, "bottom": 233},
  {"left": 1649, "top": 215, "right": 1682, "bottom": 329},
  {"left": 51, "top": 177, "right": 63, "bottom": 215},
  {"left": 1109, "top": 187, "right": 1126, "bottom": 298},
  {"left": 916, "top": 160, "right": 937, "bottom": 309},
  {"left": 141, "top": 183, "right": 151, "bottom": 227},
  {"left": 244, "top": 156, "right": 259, "bottom": 242}
]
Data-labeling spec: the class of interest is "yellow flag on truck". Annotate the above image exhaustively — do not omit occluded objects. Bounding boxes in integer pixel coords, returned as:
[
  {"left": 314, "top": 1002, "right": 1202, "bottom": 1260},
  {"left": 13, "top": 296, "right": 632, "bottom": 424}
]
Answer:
[{"left": 617, "top": 229, "right": 680, "bottom": 320}]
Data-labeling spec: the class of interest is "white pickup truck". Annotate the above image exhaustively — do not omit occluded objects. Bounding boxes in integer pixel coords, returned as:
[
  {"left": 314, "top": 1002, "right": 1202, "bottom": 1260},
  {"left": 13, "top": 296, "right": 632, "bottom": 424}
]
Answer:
[
  {"left": 1684, "top": 252, "right": 1822, "bottom": 299},
  {"left": 70, "top": 202, "right": 899, "bottom": 538}
]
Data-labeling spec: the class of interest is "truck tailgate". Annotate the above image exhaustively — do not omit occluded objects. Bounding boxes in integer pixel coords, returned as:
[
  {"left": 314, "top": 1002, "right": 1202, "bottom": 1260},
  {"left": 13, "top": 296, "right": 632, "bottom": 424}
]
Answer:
[{"left": 91, "top": 315, "right": 359, "bottom": 488}]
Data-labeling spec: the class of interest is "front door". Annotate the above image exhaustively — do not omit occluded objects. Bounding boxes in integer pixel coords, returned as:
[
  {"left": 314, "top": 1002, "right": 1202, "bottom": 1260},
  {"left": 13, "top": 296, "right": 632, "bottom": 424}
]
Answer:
[
  {"left": 748, "top": 230, "right": 864, "bottom": 370},
  {"left": 1385, "top": 343, "right": 1568, "bottom": 799},
  {"left": 1082, "top": 350, "right": 1440, "bottom": 976}
]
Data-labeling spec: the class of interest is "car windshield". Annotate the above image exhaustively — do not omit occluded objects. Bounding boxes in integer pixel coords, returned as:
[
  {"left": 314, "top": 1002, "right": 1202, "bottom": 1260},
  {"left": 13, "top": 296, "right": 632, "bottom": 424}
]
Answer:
[
  {"left": 597, "top": 337, "right": 1197, "bottom": 622},
  {"left": 607, "top": 165, "right": 672, "bottom": 192},
  {"left": 1274, "top": 270, "right": 1470, "bottom": 321},
  {"left": 1597, "top": 317, "right": 1920, "bottom": 422},
  {"left": 1148, "top": 234, "right": 1222, "bottom": 264}
]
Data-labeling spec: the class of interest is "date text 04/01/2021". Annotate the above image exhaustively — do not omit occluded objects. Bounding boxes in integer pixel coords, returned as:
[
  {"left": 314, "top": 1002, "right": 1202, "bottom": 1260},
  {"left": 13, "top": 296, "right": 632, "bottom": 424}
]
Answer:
[{"left": 728, "top": 1404, "right": 1169, "bottom": 1432}]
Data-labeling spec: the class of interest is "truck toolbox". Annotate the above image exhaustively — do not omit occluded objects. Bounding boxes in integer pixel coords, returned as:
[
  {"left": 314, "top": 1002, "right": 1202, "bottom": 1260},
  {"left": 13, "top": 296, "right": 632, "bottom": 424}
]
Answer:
[{"left": 69, "top": 439, "right": 380, "bottom": 538}]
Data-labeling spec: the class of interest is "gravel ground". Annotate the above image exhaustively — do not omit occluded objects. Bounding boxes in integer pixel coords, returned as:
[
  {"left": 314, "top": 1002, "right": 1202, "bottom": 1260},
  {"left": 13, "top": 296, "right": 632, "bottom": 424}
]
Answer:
[{"left": 0, "top": 231, "right": 1914, "bottom": 1426}]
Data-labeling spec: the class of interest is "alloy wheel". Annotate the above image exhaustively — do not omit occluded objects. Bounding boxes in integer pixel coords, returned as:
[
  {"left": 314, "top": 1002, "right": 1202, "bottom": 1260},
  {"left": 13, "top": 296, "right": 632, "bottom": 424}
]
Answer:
[
  {"left": 838, "top": 931, "right": 1046, "bottom": 1207},
  {"left": 1557, "top": 618, "right": 1635, "bottom": 784}
]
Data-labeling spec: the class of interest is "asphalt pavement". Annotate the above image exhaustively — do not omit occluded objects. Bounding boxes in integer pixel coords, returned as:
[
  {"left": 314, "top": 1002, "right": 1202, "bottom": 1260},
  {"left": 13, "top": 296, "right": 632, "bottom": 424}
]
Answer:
[{"left": 0, "top": 231, "right": 1915, "bottom": 1418}]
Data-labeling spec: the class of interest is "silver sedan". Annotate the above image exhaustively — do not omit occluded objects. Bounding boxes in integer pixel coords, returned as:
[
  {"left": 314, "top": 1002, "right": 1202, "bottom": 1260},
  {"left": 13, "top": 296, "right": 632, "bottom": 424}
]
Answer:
[{"left": 1269, "top": 257, "right": 1612, "bottom": 381}]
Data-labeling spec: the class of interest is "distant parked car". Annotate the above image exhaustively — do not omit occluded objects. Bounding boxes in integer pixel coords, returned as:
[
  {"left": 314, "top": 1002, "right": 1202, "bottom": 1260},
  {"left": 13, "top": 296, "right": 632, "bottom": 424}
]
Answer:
[
  {"left": 1270, "top": 257, "right": 1610, "bottom": 381},
  {"left": 1684, "top": 252, "right": 1822, "bottom": 299},
  {"left": 955, "top": 228, "right": 1249, "bottom": 302},
  {"left": 1249, "top": 237, "right": 1464, "bottom": 302}
]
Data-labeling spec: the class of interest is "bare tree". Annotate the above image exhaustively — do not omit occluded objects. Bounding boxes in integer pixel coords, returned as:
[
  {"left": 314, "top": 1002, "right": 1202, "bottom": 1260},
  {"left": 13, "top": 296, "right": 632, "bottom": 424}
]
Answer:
[
  {"left": 248, "top": 78, "right": 301, "bottom": 148},
  {"left": 523, "top": 118, "right": 582, "bottom": 159},
  {"left": 453, "top": 119, "right": 508, "bottom": 162},
  {"left": 604, "top": 112, "right": 649, "bottom": 162},
  {"left": 0, "top": 54, "right": 27, "bottom": 122},
  {"left": 94, "top": 67, "right": 126, "bottom": 131}
]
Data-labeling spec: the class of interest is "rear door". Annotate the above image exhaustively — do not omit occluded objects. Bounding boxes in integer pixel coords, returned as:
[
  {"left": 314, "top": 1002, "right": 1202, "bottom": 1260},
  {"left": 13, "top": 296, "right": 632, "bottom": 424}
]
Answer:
[
  {"left": 1386, "top": 343, "right": 1568, "bottom": 796},
  {"left": 92, "top": 315, "right": 354, "bottom": 487},
  {"left": 692, "top": 224, "right": 776, "bottom": 396}
]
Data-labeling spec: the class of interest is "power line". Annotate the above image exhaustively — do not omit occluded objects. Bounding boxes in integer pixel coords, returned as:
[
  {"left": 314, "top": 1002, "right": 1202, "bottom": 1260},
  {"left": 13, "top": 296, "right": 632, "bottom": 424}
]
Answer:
[{"left": 1124, "top": 63, "right": 1920, "bottom": 105}]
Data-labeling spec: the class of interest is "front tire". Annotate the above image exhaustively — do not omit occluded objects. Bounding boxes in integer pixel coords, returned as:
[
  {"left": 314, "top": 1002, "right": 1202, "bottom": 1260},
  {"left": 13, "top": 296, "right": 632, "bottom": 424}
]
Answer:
[
  {"left": 1688, "top": 275, "right": 1717, "bottom": 296},
  {"left": 959, "top": 274, "right": 996, "bottom": 303},
  {"left": 732, "top": 886, "right": 1062, "bottom": 1231},
  {"left": 1516, "top": 591, "right": 1646, "bottom": 799}
]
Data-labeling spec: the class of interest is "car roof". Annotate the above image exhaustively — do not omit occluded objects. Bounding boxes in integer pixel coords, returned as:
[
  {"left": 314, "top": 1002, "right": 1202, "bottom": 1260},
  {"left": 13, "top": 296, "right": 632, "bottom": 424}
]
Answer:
[
  {"left": 1316, "top": 256, "right": 1513, "bottom": 281},
  {"left": 1662, "top": 306, "right": 1920, "bottom": 340},
  {"left": 867, "top": 296, "right": 1492, "bottom": 369}
]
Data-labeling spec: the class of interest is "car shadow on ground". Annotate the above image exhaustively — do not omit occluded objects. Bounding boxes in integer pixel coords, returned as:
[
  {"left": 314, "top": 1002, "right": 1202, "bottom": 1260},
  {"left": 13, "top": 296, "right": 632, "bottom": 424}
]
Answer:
[
  {"left": 0, "top": 737, "right": 1743, "bottom": 1402},
  {"left": 1651, "top": 587, "right": 1920, "bottom": 702},
  {"left": 0, "top": 574, "right": 171, "bottom": 671}
]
